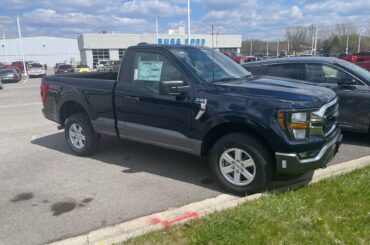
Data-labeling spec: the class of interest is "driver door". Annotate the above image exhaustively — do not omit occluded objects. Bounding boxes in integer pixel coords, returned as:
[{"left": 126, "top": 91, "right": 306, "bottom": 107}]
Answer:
[{"left": 115, "top": 49, "right": 194, "bottom": 152}]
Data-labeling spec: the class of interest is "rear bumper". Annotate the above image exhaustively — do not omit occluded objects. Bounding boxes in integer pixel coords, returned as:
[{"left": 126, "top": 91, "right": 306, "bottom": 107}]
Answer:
[{"left": 275, "top": 131, "right": 342, "bottom": 174}]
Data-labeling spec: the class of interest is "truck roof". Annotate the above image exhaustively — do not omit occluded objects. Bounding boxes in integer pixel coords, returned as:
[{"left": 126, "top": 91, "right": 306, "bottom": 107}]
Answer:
[{"left": 130, "top": 44, "right": 211, "bottom": 50}]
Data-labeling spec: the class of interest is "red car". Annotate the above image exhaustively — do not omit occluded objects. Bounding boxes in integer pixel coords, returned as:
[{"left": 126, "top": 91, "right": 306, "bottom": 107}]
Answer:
[
  {"left": 339, "top": 52, "right": 370, "bottom": 71},
  {"left": 222, "top": 52, "right": 257, "bottom": 64},
  {"left": 10, "top": 61, "right": 30, "bottom": 73},
  {"left": 340, "top": 52, "right": 370, "bottom": 63}
]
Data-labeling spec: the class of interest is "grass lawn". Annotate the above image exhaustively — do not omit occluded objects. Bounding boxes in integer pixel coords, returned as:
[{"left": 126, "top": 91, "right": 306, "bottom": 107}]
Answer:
[{"left": 126, "top": 166, "right": 370, "bottom": 245}]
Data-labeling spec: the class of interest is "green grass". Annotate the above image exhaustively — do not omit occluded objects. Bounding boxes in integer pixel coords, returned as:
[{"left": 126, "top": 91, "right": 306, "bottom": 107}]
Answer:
[{"left": 125, "top": 166, "right": 370, "bottom": 245}]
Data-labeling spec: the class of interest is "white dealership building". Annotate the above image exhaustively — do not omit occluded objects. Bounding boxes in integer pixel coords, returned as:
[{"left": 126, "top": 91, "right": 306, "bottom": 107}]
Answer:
[
  {"left": 78, "top": 32, "right": 242, "bottom": 68},
  {"left": 1, "top": 32, "right": 242, "bottom": 68},
  {"left": 0, "top": 35, "right": 80, "bottom": 67}
]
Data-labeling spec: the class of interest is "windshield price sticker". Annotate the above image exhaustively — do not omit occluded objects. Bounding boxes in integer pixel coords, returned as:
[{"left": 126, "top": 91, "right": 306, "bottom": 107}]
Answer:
[{"left": 136, "top": 61, "right": 163, "bottom": 81}]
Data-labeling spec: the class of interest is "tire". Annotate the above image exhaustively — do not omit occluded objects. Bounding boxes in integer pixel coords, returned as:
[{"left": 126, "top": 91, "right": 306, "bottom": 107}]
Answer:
[
  {"left": 209, "top": 133, "right": 272, "bottom": 196},
  {"left": 64, "top": 113, "right": 99, "bottom": 156}
]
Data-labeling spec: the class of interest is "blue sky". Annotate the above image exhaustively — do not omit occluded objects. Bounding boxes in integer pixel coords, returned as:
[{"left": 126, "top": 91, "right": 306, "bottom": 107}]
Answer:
[{"left": 0, "top": 0, "right": 369, "bottom": 40}]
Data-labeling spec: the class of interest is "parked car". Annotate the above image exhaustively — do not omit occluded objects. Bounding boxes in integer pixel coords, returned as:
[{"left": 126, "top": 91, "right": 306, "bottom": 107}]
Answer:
[
  {"left": 222, "top": 52, "right": 257, "bottom": 64},
  {"left": 75, "top": 65, "right": 91, "bottom": 73},
  {"left": 27, "top": 63, "right": 46, "bottom": 77},
  {"left": 11, "top": 61, "right": 30, "bottom": 73},
  {"left": 54, "top": 63, "right": 66, "bottom": 73},
  {"left": 55, "top": 64, "right": 74, "bottom": 74},
  {"left": 243, "top": 57, "right": 370, "bottom": 134},
  {"left": 0, "top": 68, "right": 22, "bottom": 83},
  {"left": 0, "top": 78, "right": 3, "bottom": 89},
  {"left": 112, "top": 60, "right": 121, "bottom": 72},
  {"left": 41, "top": 45, "right": 342, "bottom": 195},
  {"left": 340, "top": 51, "right": 370, "bottom": 63},
  {"left": 95, "top": 60, "right": 111, "bottom": 71}
]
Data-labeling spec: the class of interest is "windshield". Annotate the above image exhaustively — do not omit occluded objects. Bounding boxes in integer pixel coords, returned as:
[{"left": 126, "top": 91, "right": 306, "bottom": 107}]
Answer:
[
  {"left": 29, "top": 63, "right": 43, "bottom": 68},
  {"left": 59, "top": 65, "right": 72, "bottom": 69},
  {"left": 77, "top": 65, "right": 89, "bottom": 68},
  {"left": 170, "top": 47, "right": 251, "bottom": 83},
  {"left": 337, "top": 59, "right": 370, "bottom": 84}
]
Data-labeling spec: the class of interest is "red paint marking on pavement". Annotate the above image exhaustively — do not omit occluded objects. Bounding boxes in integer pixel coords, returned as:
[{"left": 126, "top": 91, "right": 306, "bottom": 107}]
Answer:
[{"left": 149, "top": 211, "right": 199, "bottom": 229}]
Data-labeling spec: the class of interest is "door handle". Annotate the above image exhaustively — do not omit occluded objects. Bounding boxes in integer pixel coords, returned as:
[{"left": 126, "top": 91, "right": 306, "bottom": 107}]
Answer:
[{"left": 123, "top": 95, "right": 140, "bottom": 102}]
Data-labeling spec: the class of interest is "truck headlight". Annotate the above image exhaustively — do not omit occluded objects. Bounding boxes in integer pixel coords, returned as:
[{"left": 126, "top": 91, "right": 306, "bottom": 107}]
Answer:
[{"left": 277, "top": 111, "right": 323, "bottom": 141}]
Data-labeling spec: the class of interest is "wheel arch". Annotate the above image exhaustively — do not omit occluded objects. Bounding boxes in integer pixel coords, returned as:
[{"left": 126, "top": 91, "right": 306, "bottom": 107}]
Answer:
[
  {"left": 200, "top": 121, "right": 275, "bottom": 161},
  {"left": 59, "top": 100, "right": 89, "bottom": 126}
]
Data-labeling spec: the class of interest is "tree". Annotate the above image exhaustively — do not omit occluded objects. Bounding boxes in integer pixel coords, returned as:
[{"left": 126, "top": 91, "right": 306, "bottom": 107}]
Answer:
[{"left": 285, "top": 26, "right": 309, "bottom": 53}]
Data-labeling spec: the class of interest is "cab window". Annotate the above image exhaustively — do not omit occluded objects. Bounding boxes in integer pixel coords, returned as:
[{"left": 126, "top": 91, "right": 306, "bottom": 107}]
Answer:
[
  {"left": 266, "top": 63, "right": 305, "bottom": 80},
  {"left": 306, "top": 63, "right": 362, "bottom": 85},
  {"left": 131, "top": 51, "right": 183, "bottom": 93}
]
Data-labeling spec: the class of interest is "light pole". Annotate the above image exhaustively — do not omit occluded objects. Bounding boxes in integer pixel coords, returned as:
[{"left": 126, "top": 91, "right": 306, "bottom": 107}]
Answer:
[
  {"left": 250, "top": 40, "right": 253, "bottom": 56},
  {"left": 314, "top": 23, "right": 318, "bottom": 55},
  {"left": 346, "top": 34, "right": 350, "bottom": 54},
  {"left": 2, "top": 32, "right": 8, "bottom": 63},
  {"left": 266, "top": 41, "right": 269, "bottom": 56},
  {"left": 16, "top": 14, "right": 27, "bottom": 74},
  {"left": 276, "top": 40, "right": 279, "bottom": 58},
  {"left": 187, "top": 0, "right": 191, "bottom": 44},
  {"left": 287, "top": 40, "right": 290, "bottom": 56},
  {"left": 358, "top": 30, "right": 364, "bottom": 53},
  {"left": 155, "top": 17, "right": 159, "bottom": 44}
]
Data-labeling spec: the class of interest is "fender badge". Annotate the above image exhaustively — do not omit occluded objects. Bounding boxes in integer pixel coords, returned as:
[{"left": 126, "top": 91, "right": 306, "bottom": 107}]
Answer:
[{"left": 195, "top": 98, "right": 207, "bottom": 120}]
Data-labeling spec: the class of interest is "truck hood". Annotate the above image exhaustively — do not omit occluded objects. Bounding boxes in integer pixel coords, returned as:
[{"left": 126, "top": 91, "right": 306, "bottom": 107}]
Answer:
[{"left": 216, "top": 76, "right": 337, "bottom": 109}]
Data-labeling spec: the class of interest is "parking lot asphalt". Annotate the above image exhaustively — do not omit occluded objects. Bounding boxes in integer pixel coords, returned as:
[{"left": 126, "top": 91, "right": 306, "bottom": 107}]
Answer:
[{"left": 0, "top": 76, "right": 369, "bottom": 245}]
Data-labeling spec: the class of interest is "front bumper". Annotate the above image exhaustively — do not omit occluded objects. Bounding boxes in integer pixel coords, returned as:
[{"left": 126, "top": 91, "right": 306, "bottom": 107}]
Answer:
[{"left": 275, "top": 131, "right": 342, "bottom": 174}]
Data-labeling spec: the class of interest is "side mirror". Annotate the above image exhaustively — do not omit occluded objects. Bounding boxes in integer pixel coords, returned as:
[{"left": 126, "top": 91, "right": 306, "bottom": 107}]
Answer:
[{"left": 159, "top": 80, "right": 190, "bottom": 95}]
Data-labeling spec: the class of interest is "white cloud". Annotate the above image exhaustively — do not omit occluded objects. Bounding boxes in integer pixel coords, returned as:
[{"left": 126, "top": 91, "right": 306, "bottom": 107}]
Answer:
[
  {"left": 0, "top": 0, "right": 369, "bottom": 39},
  {"left": 121, "top": 0, "right": 186, "bottom": 17}
]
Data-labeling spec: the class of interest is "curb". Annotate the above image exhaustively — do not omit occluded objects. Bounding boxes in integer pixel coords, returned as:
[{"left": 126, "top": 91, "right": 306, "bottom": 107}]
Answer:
[{"left": 49, "top": 155, "right": 370, "bottom": 245}]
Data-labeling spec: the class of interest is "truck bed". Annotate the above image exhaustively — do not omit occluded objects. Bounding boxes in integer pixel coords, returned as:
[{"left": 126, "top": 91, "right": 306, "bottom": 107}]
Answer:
[{"left": 42, "top": 72, "right": 117, "bottom": 133}]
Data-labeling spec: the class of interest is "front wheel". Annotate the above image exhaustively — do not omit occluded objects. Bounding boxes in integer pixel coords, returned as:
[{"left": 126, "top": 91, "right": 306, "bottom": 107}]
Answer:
[
  {"left": 65, "top": 113, "right": 99, "bottom": 156},
  {"left": 209, "top": 133, "right": 272, "bottom": 195}
]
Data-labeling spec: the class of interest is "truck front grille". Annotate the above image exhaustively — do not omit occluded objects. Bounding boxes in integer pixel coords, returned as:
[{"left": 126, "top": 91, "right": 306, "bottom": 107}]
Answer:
[{"left": 323, "top": 102, "right": 339, "bottom": 136}]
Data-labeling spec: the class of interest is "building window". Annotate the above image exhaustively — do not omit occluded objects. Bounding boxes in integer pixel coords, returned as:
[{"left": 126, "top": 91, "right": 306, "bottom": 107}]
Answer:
[
  {"left": 119, "top": 49, "right": 126, "bottom": 60},
  {"left": 219, "top": 48, "right": 238, "bottom": 53},
  {"left": 92, "top": 49, "right": 110, "bottom": 67}
]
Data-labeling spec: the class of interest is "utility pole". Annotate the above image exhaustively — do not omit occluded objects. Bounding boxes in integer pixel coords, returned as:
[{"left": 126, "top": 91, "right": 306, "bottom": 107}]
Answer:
[
  {"left": 155, "top": 17, "right": 159, "bottom": 44},
  {"left": 2, "top": 32, "right": 8, "bottom": 63},
  {"left": 346, "top": 33, "right": 350, "bottom": 54},
  {"left": 16, "top": 14, "right": 27, "bottom": 74},
  {"left": 314, "top": 23, "right": 318, "bottom": 55},
  {"left": 187, "top": 0, "right": 191, "bottom": 44},
  {"left": 287, "top": 40, "right": 290, "bottom": 56},
  {"left": 276, "top": 40, "right": 279, "bottom": 58},
  {"left": 266, "top": 41, "right": 269, "bottom": 56}
]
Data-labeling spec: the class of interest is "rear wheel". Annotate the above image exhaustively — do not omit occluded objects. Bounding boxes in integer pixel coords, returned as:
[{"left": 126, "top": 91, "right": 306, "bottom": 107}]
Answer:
[
  {"left": 65, "top": 113, "right": 99, "bottom": 156},
  {"left": 209, "top": 133, "right": 272, "bottom": 195}
]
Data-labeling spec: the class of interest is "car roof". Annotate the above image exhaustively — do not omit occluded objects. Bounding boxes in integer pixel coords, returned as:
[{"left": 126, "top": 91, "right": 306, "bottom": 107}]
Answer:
[{"left": 243, "top": 56, "right": 340, "bottom": 66}]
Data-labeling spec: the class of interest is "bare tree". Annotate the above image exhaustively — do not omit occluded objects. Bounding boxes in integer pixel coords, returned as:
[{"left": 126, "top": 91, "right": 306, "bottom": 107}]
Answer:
[{"left": 285, "top": 26, "right": 309, "bottom": 53}]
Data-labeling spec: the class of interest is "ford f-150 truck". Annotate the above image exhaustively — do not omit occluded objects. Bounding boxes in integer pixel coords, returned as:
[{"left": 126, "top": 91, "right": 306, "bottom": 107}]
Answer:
[{"left": 41, "top": 44, "right": 342, "bottom": 195}]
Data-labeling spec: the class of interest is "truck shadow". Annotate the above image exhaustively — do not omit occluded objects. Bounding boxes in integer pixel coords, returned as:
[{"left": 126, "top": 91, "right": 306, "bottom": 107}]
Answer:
[
  {"left": 31, "top": 131, "right": 368, "bottom": 195},
  {"left": 31, "top": 132, "right": 223, "bottom": 193}
]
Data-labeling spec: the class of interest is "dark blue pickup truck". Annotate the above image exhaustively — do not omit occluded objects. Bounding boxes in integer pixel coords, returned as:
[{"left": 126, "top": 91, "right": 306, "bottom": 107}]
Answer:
[{"left": 41, "top": 45, "right": 342, "bottom": 195}]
